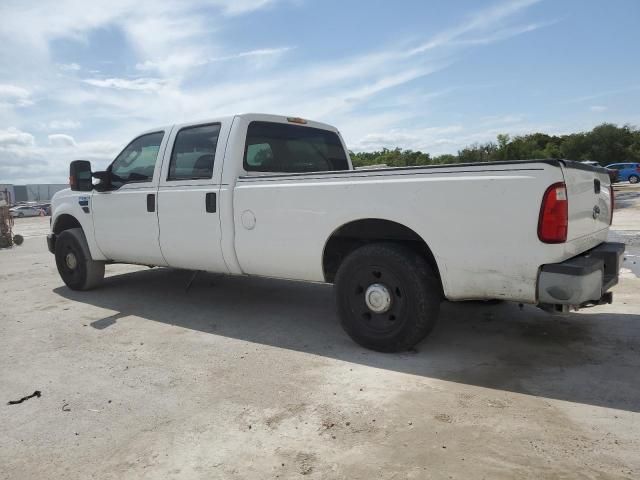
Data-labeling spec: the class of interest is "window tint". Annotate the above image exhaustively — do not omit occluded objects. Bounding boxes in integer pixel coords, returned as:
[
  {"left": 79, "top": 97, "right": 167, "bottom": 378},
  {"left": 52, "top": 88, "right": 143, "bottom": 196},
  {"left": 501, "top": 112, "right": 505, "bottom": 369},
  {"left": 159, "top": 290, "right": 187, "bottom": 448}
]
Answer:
[
  {"left": 246, "top": 143, "right": 274, "bottom": 167},
  {"left": 244, "top": 121, "right": 349, "bottom": 173},
  {"left": 110, "top": 132, "right": 164, "bottom": 187},
  {"left": 168, "top": 123, "right": 221, "bottom": 181}
]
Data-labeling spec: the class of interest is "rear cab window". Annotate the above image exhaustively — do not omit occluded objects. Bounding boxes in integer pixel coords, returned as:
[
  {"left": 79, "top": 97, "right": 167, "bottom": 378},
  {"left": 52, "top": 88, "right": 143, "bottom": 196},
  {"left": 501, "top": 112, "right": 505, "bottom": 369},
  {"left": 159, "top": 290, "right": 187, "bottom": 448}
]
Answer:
[{"left": 244, "top": 121, "right": 349, "bottom": 173}]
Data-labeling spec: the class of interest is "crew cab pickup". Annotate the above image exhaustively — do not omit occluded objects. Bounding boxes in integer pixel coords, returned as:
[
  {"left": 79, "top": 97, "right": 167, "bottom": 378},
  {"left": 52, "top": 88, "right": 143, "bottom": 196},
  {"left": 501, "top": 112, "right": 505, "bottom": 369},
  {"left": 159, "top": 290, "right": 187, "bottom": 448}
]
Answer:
[{"left": 48, "top": 113, "right": 624, "bottom": 352}]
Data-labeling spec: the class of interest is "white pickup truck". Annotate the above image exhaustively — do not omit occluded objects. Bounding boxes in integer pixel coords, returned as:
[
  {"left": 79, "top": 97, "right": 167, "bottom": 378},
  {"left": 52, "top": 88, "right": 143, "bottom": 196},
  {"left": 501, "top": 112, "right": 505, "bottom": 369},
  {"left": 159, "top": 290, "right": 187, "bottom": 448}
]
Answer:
[{"left": 49, "top": 113, "right": 624, "bottom": 352}]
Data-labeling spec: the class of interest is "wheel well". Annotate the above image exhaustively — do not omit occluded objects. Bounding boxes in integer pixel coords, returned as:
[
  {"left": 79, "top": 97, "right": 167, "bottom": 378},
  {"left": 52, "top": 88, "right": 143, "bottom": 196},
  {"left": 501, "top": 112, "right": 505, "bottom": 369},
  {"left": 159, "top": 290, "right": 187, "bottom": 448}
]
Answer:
[
  {"left": 53, "top": 214, "right": 82, "bottom": 235},
  {"left": 322, "top": 219, "right": 441, "bottom": 284}
]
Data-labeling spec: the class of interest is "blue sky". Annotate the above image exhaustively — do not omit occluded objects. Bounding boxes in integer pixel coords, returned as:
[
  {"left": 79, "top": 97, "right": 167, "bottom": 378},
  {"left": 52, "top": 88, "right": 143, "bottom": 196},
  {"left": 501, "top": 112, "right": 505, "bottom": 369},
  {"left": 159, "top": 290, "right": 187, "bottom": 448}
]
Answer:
[{"left": 0, "top": 0, "right": 638, "bottom": 183}]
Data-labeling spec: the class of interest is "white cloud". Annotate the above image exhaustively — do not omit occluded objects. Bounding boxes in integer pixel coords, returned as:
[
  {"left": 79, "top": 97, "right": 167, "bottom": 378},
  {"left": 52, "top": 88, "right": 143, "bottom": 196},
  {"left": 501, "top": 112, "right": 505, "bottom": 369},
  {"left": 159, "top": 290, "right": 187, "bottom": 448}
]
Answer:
[
  {"left": 210, "top": 0, "right": 278, "bottom": 15},
  {"left": 48, "top": 133, "right": 77, "bottom": 147},
  {"left": 83, "top": 77, "right": 167, "bottom": 92},
  {"left": 409, "top": 0, "right": 542, "bottom": 55},
  {"left": 0, "top": 0, "right": 553, "bottom": 182},
  {"left": 0, "top": 129, "right": 121, "bottom": 184},
  {"left": 352, "top": 126, "right": 465, "bottom": 153},
  {"left": 568, "top": 85, "right": 640, "bottom": 104},
  {"left": 210, "top": 47, "right": 293, "bottom": 62},
  {"left": 135, "top": 47, "right": 293, "bottom": 74},
  {"left": 0, "top": 84, "right": 33, "bottom": 106},
  {"left": 0, "top": 127, "right": 35, "bottom": 147},
  {"left": 589, "top": 105, "right": 607, "bottom": 112},
  {"left": 58, "top": 62, "right": 81, "bottom": 71},
  {"left": 47, "top": 119, "right": 81, "bottom": 130},
  {"left": 450, "top": 20, "right": 557, "bottom": 47}
]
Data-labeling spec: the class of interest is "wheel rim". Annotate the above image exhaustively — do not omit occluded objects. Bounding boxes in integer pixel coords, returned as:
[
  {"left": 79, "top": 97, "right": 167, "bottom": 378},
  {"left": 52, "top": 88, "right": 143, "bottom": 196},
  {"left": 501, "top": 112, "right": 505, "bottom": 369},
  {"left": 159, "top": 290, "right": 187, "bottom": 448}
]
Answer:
[
  {"left": 631, "top": 176, "right": 639, "bottom": 184},
  {"left": 365, "top": 283, "right": 392, "bottom": 313},
  {"left": 65, "top": 252, "right": 78, "bottom": 270},
  {"left": 347, "top": 265, "right": 406, "bottom": 335},
  {"left": 59, "top": 242, "right": 81, "bottom": 279}
]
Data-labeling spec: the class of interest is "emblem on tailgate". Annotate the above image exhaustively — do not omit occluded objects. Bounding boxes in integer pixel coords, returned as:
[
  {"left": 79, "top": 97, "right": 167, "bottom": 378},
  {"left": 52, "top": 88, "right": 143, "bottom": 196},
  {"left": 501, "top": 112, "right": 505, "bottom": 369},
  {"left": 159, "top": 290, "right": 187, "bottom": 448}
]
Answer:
[{"left": 592, "top": 205, "right": 601, "bottom": 219}]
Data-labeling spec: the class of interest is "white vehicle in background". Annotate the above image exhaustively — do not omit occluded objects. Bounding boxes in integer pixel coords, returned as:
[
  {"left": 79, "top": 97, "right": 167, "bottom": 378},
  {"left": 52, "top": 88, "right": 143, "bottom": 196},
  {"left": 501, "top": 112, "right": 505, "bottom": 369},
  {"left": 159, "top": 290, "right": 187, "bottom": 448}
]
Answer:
[
  {"left": 48, "top": 114, "right": 624, "bottom": 352},
  {"left": 10, "top": 206, "right": 41, "bottom": 218}
]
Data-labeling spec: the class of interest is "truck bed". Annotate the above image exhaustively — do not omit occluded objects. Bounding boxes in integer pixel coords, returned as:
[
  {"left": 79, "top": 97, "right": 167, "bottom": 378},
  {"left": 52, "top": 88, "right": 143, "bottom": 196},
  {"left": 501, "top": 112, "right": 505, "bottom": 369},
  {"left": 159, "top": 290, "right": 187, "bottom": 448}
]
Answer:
[{"left": 231, "top": 159, "right": 612, "bottom": 303}]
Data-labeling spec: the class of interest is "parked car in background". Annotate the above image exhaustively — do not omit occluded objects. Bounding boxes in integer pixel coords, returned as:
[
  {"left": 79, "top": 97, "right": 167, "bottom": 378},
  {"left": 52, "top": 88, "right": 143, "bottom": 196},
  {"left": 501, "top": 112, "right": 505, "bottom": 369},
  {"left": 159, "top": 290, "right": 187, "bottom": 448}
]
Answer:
[
  {"left": 9, "top": 205, "right": 41, "bottom": 217},
  {"left": 606, "top": 162, "right": 640, "bottom": 184},
  {"left": 34, "top": 203, "right": 52, "bottom": 215},
  {"left": 605, "top": 167, "right": 619, "bottom": 183}
]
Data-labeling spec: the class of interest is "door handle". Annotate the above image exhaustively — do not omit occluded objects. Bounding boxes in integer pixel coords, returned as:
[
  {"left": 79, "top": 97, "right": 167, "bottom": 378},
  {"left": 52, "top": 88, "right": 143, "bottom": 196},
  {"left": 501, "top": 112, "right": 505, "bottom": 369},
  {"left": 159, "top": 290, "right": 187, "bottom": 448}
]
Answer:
[
  {"left": 147, "top": 194, "right": 155, "bottom": 212},
  {"left": 206, "top": 192, "right": 216, "bottom": 213}
]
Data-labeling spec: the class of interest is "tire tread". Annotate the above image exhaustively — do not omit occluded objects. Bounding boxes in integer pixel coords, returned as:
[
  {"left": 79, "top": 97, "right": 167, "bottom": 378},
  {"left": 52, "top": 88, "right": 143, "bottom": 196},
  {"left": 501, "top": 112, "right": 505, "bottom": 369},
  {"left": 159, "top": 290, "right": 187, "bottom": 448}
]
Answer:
[{"left": 334, "top": 242, "right": 441, "bottom": 352}]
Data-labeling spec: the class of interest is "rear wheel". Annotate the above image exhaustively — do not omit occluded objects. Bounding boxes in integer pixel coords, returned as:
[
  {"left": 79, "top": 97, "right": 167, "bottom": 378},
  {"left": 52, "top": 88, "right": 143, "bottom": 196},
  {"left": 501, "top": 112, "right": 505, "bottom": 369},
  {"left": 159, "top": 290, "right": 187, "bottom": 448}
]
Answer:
[
  {"left": 334, "top": 243, "right": 442, "bottom": 352},
  {"left": 629, "top": 174, "right": 639, "bottom": 184},
  {"left": 55, "top": 228, "right": 105, "bottom": 290}
]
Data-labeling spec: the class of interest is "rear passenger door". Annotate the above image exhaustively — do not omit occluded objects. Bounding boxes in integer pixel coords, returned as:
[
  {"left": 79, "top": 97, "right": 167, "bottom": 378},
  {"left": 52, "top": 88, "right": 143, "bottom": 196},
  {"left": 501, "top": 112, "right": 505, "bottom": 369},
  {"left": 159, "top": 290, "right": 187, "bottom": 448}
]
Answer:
[{"left": 157, "top": 122, "right": 230, "bottom": 272}]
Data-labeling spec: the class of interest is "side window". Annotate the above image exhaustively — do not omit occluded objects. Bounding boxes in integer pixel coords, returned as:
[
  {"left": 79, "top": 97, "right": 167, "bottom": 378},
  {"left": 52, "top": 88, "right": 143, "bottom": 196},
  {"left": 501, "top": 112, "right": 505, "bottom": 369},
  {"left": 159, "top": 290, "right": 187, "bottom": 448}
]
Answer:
[
  {"left": 110, "top": 132, "right": 164, "bottom": 187},
  {"left": 243, "top": 121, "right": 349, "bottom": 173},
  {"left": 168, "top": 123, "right": 221, "bottom": 181}
]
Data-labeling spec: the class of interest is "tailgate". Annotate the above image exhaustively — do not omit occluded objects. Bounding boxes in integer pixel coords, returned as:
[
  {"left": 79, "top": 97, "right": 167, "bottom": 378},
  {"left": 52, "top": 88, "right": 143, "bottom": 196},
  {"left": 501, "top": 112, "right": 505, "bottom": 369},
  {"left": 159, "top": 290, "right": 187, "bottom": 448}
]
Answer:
[{"left": 562, "top": 162, "right": 612, "bottom": 241}]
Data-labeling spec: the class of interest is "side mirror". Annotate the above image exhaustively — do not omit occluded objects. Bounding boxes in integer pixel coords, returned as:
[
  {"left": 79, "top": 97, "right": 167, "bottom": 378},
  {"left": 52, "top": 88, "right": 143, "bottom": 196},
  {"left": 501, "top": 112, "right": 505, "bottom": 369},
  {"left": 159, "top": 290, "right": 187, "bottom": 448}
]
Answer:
[{"left": 69, "top": 160, "right": 93, "bottom": 191}]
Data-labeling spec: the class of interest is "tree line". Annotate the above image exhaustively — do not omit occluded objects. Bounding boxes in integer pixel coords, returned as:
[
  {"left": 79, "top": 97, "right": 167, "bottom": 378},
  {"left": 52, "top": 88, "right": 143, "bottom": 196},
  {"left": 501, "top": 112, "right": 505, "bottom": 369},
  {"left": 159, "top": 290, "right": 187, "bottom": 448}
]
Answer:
[{"left": 349, "top": 123, "right": 640, "bottom": 168}]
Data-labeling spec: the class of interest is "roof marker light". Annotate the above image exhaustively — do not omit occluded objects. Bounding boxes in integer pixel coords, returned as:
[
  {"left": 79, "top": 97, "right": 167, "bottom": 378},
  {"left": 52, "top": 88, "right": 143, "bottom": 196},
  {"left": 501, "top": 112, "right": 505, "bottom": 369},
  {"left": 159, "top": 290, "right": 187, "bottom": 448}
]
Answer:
[{"left": 287, "top": 117, "right": 307, "bottom": 124}]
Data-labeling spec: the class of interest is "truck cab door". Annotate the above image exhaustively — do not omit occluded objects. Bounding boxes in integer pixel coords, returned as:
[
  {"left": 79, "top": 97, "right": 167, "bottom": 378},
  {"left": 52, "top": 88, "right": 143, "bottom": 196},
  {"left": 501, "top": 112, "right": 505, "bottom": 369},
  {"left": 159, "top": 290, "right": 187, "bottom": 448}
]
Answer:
[
  {"left": 91, "top": 130, "right": 170, "bottom": 266},
  {"left": 156, "top": 121, "right": 230, "bottom": 273}
]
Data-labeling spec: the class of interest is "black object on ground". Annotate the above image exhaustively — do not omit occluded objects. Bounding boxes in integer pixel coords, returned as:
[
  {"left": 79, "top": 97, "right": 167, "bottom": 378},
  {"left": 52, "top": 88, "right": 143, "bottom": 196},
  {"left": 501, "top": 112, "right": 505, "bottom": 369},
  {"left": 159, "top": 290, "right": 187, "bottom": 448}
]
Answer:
[{"left": 7, "top": 390, "right": 41, "bottom": 405}]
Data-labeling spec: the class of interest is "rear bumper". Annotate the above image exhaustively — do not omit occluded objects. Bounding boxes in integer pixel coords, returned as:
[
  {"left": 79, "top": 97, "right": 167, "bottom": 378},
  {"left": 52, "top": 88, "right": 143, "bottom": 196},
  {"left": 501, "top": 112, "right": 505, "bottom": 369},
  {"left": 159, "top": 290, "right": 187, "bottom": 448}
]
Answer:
[
  {"left": 537, "top": 242, "right": 625, "bottom": 307},
  {"left": 46, "top": 234, "right": 56, "bottom": 254}
]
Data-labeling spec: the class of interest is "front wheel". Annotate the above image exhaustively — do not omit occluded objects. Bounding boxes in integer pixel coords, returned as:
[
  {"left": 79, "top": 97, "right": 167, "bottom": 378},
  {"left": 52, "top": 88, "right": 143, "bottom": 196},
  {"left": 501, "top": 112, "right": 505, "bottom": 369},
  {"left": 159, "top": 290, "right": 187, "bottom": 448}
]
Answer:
[
  {"left": 55, "top": 228, "right": 105, "bottom": 290},
  {"left": 629, "top": 174, "right": 639, "bottom": 184},
  {"left": 334, "top": 243, "right": 442, "bottom": 352}
]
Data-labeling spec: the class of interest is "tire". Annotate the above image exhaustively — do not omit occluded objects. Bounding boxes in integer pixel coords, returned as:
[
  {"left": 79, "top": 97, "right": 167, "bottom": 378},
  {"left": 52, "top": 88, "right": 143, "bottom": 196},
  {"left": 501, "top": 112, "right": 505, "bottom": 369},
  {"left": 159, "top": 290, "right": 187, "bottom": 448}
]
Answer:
[
  {"left": 629, "top": 175, "right": 639, "bottom": 184},
  {"left": 18, "top": 212, "right": 24, "bottom": 218},
  {"left": 55, "top": 228, "right": 105, "bottom": 290},
  {"left": 334, "top": 242, "right": 442, "bottom": 352}
]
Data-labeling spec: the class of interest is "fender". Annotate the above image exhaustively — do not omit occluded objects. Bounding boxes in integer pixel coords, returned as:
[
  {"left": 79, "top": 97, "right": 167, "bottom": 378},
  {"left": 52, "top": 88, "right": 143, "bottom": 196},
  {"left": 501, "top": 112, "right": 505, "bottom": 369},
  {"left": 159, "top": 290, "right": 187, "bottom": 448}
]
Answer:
[
  {"left": 50, "top": 190, "right": 107, "bottom": 261},
  {"left": 321, "top": 216, "right": 449, "bottom": 296}
]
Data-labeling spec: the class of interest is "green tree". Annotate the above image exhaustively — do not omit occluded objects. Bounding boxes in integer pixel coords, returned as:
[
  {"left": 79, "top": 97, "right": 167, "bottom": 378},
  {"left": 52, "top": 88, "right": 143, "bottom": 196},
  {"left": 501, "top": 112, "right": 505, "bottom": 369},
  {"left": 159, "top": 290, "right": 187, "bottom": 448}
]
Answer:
[{"left": 349, "top": 123, "right": 640, "bottom": 167}]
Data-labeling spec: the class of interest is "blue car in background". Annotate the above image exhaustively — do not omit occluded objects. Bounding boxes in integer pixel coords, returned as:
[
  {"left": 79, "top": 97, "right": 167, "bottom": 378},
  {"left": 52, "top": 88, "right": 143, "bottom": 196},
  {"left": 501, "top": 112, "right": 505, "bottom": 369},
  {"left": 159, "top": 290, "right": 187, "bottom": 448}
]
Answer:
[{"left": 605, "top": 162, "right": 640, "bottom": 184}]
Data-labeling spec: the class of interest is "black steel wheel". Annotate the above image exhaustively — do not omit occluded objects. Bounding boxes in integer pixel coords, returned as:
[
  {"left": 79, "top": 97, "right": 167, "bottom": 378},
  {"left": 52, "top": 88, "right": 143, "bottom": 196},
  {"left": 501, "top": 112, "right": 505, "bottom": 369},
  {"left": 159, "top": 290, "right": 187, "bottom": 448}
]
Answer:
[
  {"left": 55, "top": 228, "right": 104, "bottom": 290},
  {"left": 334, "top": 242, "right": 441, "bottom": 352}
]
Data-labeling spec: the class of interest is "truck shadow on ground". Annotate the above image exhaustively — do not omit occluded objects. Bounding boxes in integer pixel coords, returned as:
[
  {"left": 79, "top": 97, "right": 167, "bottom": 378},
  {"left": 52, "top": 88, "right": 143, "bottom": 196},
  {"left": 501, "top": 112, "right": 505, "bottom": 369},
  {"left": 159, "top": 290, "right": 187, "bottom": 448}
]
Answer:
[{"left": 54, "top": 267, "right": 640, "bottom": 413}]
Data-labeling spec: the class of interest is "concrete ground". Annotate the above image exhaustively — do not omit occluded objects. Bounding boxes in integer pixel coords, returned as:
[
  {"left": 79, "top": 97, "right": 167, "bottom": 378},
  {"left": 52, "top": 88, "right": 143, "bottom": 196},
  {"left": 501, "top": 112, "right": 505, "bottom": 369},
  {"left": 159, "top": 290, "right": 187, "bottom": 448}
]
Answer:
[{"left": 1, "top": 186, "right": 639, "bottom": 480}]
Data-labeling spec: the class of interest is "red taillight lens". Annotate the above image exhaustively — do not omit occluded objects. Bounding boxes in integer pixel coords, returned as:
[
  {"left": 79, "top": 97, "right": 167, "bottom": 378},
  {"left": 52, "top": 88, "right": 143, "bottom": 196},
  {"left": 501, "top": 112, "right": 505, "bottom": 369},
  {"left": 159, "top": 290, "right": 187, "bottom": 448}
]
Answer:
[
  {"left": 538, "top": 182, "right": 568, "bottom": 243},
  {"left": 610, "top": 184, "right": 615, "bottom": 225}
]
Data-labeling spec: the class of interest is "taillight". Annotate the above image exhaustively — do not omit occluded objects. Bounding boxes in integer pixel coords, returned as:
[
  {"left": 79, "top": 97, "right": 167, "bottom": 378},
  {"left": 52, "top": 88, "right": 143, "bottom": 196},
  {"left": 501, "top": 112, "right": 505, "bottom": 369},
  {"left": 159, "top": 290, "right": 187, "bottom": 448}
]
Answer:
[
  {"left": 538, "top": 182, "right": 568, "bottom": 243},
  {"left": 610, "top": 184, "right": 614, "bottom": 225}
]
